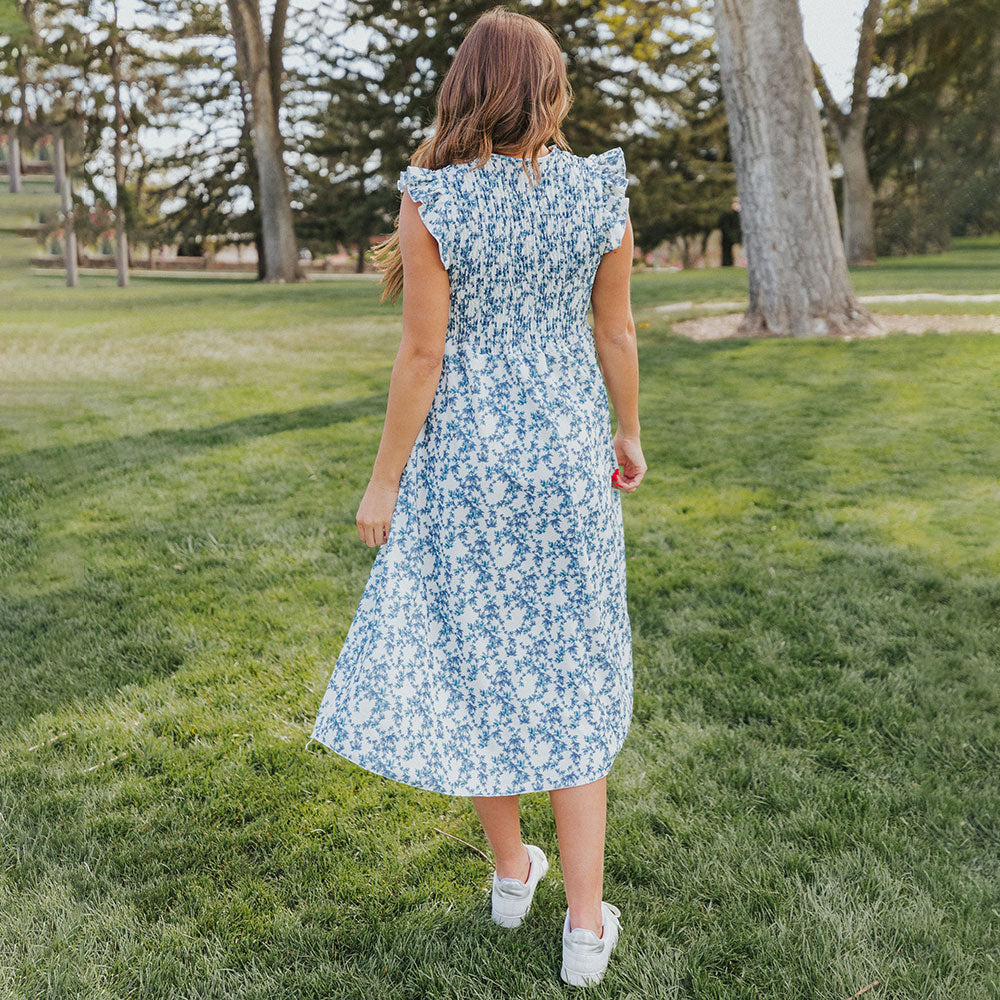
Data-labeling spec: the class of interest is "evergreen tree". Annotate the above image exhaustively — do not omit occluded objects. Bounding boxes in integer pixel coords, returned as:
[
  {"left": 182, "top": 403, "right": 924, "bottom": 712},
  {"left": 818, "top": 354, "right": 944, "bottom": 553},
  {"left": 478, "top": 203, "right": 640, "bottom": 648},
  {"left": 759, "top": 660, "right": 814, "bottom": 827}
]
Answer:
[
  {"left": 296, "top": 0, "right": 713, "bottom": 263},
  {"left": 869, "top": 0, "right": 1000, "bottom": 254}
]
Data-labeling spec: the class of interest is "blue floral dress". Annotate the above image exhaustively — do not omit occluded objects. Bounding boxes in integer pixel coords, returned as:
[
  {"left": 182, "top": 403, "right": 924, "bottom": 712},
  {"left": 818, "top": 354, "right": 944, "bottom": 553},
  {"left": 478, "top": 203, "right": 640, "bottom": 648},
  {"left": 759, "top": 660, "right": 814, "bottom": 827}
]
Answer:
[{"left": 308, "top": 145, "right": 634, "bottom": 796}]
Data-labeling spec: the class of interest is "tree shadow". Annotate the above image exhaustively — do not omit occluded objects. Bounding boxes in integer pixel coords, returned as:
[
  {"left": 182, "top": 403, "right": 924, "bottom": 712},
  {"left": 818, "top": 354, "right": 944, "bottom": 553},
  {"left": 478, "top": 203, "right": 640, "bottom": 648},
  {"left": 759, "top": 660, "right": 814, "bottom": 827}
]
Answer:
[
  {"left": 5, "top": 395, "right": 388, "bottom": 496},
  {"left": 1, "top": 394, "right": 387, "bottom": 729}
]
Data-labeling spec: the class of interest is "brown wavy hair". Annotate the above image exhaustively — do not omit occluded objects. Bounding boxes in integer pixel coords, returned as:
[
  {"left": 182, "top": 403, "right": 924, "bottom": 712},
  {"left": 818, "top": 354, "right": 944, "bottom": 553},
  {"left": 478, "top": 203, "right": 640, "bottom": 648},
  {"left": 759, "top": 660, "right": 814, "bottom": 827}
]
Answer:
[{"left": 371, "top": 6, "right": 574, "bottom": 303}]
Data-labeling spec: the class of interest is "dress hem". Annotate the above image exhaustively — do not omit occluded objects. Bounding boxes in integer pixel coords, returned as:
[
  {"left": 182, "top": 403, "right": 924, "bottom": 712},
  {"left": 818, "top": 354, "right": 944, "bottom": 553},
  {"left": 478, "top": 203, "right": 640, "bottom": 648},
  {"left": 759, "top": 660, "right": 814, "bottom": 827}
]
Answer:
[{"left": 305, "top": 728, "right": 627, "bottom": 798}]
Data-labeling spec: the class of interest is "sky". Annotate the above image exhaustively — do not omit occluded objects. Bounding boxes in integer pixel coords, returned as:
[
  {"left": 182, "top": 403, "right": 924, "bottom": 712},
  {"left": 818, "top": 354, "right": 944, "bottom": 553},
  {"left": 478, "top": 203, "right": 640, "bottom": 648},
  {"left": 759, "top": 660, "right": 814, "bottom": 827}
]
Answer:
[{"left": 800, "top": 0, "right": 869, "bottom": 104}]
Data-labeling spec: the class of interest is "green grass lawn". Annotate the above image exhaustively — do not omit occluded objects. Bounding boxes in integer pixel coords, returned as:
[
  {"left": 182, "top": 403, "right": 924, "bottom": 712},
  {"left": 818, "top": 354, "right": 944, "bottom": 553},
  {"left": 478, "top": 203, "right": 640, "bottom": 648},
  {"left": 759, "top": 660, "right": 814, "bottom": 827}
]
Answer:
[{"left": 2, "top": 180, "right": 999, "bottom": 998}]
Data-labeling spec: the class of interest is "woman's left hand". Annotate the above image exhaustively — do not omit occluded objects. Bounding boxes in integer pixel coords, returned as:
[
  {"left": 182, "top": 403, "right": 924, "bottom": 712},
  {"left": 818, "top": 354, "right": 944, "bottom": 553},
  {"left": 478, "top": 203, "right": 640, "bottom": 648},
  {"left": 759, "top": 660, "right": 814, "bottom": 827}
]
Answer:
[{"left": 356, "top": 476, "right": 400, "bottom": 547}]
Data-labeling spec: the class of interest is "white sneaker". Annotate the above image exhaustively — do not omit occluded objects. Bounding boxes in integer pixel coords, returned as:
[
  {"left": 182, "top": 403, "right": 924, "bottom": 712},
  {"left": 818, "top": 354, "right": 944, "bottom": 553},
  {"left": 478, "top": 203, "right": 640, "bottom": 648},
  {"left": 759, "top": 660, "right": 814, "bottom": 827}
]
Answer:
[
  {"left": 560, "top": 901, "right": 622, "bottom": 987},
  {"left": 490, "top": 843, "right": 550, "bottom": 928}
]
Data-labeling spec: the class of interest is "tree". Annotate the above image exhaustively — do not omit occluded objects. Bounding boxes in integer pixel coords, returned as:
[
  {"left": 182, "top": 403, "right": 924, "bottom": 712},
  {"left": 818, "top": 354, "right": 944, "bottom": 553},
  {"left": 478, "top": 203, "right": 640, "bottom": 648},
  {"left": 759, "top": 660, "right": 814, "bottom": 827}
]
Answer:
[
  {"left": 297, "top": 0, "right": 710, "bottom": 265},
  {"left": 713, "top": 0, "right": 878, "bottom": 337},
  {"left": 812, "top": 0, "right": 882, "bottom": 266},
  {"left": 0, "top": 0, "right": 33, "bottom": 193},
  {"left": 56, "top": 127, "right": 78, "bottom": 286},
  {"left": 868, "top": 0, "right": 1000, "bottom": 255},
  {"left": 225, "top": 0, "right": 303, "bottom": 282},
  {"left": 107, "top": 0, "right": 129, "bottom": 286},
  {"left": 627, "top": 59, "right": 739, "bottom": 265}
]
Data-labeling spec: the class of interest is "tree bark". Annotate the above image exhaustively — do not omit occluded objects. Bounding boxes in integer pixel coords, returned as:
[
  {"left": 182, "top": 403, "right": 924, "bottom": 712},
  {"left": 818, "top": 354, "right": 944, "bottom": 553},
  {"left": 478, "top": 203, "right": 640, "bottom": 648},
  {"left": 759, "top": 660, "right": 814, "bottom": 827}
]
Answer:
[
  {"left": 227, "top": 0, "right": 303, "bottom": 282},
  {"left": 236, "top": 78, "right": 268, "bottom": 280},
  {"left": 714, "top": 0, "right": 878, "bottom": 337},
  {"left": 59, "top": 139, "right": 78, "bottom": 288}
]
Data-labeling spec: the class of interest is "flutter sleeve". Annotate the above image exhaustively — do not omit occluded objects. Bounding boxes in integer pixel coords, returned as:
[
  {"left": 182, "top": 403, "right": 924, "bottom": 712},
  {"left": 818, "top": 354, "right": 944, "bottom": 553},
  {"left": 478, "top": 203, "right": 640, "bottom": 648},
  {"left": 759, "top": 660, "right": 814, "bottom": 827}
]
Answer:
[
  {"left": 396, "top": 165, "right": 459, "bottom": 270},
  {"left": 585, "top": 146, "right": 630, "bottom": 255}
]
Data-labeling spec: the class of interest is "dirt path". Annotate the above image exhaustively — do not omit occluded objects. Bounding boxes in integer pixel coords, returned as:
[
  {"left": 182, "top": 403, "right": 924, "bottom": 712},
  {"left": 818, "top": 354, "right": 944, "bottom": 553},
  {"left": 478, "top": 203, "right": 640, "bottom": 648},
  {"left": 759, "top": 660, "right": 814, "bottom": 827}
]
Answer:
[
  {"left": 670, "top": 312, "right": 1000, "bottom": 341},
  {"left": 656, "top": 292, "right": 1000, "bottom": 316}
]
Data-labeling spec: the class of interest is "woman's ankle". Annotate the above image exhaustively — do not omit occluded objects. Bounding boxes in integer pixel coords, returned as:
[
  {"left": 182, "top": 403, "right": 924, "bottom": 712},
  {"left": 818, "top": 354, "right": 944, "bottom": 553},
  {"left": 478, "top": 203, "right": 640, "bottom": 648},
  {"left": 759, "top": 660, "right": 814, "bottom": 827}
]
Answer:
[
  {"left": 495, "top": 842, "right": 531, "bottom": 882},
  {"left": 567, "top": 903, "right": 604, "bottom": 936}
]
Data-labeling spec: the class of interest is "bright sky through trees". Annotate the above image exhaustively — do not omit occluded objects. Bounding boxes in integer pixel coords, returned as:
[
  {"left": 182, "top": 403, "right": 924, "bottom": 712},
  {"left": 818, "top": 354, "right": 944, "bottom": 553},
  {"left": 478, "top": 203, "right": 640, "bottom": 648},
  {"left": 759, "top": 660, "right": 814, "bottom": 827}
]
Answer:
[{"left": 800, "top": 0, "right": 869, "bottom": 104}]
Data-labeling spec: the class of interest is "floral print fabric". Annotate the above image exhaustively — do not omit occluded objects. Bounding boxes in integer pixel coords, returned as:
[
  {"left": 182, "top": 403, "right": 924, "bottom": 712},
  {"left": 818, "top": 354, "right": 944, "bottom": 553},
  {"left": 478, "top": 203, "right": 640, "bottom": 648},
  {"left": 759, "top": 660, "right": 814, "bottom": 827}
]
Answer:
[{"left": 308, "top": 146, "right": 634, "bottom": 796}]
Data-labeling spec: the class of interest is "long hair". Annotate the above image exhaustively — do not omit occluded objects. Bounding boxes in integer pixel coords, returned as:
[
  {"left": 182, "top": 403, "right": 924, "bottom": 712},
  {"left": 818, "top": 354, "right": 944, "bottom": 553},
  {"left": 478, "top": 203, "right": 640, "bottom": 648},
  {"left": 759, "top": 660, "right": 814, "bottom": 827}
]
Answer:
[{"left": 371, "top": 6, "right": 574, "bottom": 303}]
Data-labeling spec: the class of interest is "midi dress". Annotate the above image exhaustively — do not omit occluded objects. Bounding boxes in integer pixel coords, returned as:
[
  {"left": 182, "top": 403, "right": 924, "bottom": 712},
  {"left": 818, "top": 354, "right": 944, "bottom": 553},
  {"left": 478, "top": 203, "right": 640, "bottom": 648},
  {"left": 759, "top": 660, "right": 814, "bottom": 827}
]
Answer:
[{"left": 307, "top": 145, "right": 634, "bottom": 797}]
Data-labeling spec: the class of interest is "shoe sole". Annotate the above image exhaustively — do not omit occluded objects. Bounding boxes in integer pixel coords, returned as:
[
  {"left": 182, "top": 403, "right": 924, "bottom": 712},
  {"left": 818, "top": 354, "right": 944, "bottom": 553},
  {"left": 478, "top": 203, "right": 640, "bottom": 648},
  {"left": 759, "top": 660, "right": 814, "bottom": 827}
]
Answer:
[
  {"left": 560, "top": 962, "right": 607, "bottom": 987},
  {"left": 491, "top": 852, "right": 550, "bottom": 928}
]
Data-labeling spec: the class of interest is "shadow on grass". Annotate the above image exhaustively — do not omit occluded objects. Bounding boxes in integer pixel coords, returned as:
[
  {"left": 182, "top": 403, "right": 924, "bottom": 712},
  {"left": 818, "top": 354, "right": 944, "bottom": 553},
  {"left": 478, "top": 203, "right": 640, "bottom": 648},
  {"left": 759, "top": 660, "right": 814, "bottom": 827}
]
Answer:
[
  {"left": 1, "top": 394, "right": 387, "bottom": 728},
  {"left": 4, "top": 395, "right": 388, "bottom": 495}
]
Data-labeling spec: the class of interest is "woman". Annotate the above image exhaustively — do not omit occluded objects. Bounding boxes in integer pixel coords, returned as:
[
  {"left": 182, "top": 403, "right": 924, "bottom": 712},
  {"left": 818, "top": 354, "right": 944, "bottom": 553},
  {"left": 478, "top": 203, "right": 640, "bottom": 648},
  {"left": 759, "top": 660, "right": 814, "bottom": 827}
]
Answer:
[{"left": 308, "top": 6, "right": 646, "bottom": 988}]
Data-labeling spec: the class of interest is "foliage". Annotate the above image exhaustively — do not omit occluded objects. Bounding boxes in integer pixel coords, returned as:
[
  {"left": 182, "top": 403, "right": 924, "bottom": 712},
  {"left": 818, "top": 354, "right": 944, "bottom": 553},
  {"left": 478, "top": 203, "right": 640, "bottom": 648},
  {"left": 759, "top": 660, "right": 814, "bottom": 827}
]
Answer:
[
  {"left": 627, "top": 59, "right": 739, "bottom": 258},
  {"left": 294, "top": 0, "right": 727, "bottom": 256},
  {"left": 868, "top": 0, "right": 1000, "bottom": 254}
]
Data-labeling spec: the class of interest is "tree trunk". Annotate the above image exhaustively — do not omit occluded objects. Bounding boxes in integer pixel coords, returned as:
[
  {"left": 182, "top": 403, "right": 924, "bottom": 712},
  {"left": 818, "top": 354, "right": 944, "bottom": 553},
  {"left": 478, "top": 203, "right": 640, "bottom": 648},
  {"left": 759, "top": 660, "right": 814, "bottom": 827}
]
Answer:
[
  {"left": 8, "top": 129, "right": 21, "bottom": 193},
  {"left": 355, "top": 237, "right": 367, "bottom": 273},
  {"left": 109, "top": 18, "right": 129, "bottom": 288},
  {"left": 227, "top": 0, "right": 303, "bottom": 283},
  {"left": 719, "top": 207, "right": 740, "bottom": 267},
  {"left": 811, "top": 0, "right": 881, "bottom": 267},
  {"left": 53, "top": 130, "right": 65, "bottom": 194},
  {"left": 714, "top": 0, "right": 878, "bottom": 337},
  {"left": 235, "top": 78, "right": 268, "bottom": 280},
  {"left": 679, "top": 235, "right": 693, "bottom": 270},
  {"left": 720, "top": 231, "right": 733, "bottom": 267},
  {"left": 59, "top": 140, "right": 78, "bottom": 288},
  {"left": 836, "top": 120, "right": 877, "bottom": 266}
]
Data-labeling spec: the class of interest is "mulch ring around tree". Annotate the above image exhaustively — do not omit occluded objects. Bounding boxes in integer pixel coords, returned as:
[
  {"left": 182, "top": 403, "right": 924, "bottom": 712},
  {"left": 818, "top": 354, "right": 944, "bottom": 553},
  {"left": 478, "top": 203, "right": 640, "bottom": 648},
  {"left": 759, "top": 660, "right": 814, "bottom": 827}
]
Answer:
[{"left": 669, "top": 312, "right": 1000, "bottom": 342}]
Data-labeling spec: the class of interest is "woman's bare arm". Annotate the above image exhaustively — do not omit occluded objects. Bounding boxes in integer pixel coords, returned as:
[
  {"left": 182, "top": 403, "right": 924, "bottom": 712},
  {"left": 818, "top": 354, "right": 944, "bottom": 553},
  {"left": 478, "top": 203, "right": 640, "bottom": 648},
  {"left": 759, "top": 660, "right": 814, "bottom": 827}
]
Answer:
[
  {"left": 590, "top": 213, "right": 646, "bottom": 491},
  {"left": 357, "top": 193, "right": 450, "bottom": 545}
]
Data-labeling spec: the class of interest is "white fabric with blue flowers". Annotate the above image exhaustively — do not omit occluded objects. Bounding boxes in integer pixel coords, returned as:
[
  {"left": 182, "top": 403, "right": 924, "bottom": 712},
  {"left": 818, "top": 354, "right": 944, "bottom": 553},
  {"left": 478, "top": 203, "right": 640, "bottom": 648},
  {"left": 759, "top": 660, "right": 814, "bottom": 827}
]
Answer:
[{"left": 309, "top": 146, "right": 634, "bottom": 796}]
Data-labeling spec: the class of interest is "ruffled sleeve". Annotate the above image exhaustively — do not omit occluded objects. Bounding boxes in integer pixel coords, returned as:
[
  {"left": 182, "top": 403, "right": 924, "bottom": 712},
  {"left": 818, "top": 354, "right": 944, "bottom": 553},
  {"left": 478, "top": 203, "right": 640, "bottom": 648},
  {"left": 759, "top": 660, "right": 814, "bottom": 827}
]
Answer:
[
  {"left": 396, "top": 165, "right": 459, "bottom": 270},
  {"left": 585, "top": 146, "right": 630, "bottom": 255}
]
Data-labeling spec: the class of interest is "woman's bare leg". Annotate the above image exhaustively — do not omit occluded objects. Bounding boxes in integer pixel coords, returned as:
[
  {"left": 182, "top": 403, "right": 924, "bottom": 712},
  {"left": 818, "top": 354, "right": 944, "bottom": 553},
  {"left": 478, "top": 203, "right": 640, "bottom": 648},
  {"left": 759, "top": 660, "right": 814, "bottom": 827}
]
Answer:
[
  {"left": 471, "top": 794, "right": 531, "bottom": 881},
  {"left": 549, "top": 775, "right": 606, "bottom": 936}
]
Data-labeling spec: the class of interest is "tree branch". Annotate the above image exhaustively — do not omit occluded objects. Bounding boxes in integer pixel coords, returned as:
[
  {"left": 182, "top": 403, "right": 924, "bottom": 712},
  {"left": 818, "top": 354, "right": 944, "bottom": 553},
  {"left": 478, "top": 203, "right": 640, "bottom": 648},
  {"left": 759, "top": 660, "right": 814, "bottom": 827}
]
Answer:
[
  {"left": 851, "top": 0, "right": 883, "bottom": 118},
  {"left": 268, "top": 0, "right": 289, "bottom": 122},
  {"left": 811, "top": 56, "right": 847, "bottom": 130}
]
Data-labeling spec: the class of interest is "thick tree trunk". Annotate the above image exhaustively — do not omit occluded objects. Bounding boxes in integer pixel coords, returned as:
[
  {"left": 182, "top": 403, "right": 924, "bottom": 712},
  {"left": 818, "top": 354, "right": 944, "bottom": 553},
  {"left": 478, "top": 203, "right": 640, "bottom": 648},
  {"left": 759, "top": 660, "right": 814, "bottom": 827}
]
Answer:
[
  {"left": 355, "top": 237, "right": 368, "bottom": 273},
  {"left": 8, "top": 129, "right": 21, "bottom": 193},
  {"left": 59, "top": 140, "right": 78, "bottom": 288},
  {"left": 235, "top": 80, "right": 268, "bottom": 280},
  {"left": 227, "top": 0, "right": 303, "bottom": 283},
  {"left": 714, "top": 0, "right": 879, "bottom": 337},
  {"left": 836, "top": 121, "right": 877, "bottom": 265}
]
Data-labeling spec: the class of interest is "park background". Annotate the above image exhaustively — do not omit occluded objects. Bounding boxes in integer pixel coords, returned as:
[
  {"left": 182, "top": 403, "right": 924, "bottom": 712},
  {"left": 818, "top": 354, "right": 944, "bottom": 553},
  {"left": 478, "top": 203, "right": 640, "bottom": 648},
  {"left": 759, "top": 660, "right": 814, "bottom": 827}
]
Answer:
[{"left": 2, "top": 0, "right": 999, "bottom": 997}]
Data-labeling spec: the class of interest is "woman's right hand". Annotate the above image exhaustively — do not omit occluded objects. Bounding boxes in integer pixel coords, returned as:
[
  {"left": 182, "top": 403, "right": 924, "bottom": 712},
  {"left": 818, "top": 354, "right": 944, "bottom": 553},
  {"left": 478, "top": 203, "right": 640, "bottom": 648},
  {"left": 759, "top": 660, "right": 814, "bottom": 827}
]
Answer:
[{"left": 612, "top": 432, "right": 646, "bottom": 493}]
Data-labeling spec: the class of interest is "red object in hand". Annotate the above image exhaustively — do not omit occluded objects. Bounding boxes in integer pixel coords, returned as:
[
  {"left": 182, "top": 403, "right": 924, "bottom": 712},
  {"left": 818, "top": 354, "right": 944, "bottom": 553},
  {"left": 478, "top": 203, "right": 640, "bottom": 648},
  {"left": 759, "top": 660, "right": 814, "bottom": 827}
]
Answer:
[{"left": 611, "top": 467, "right": 623, "bottom": 488}]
